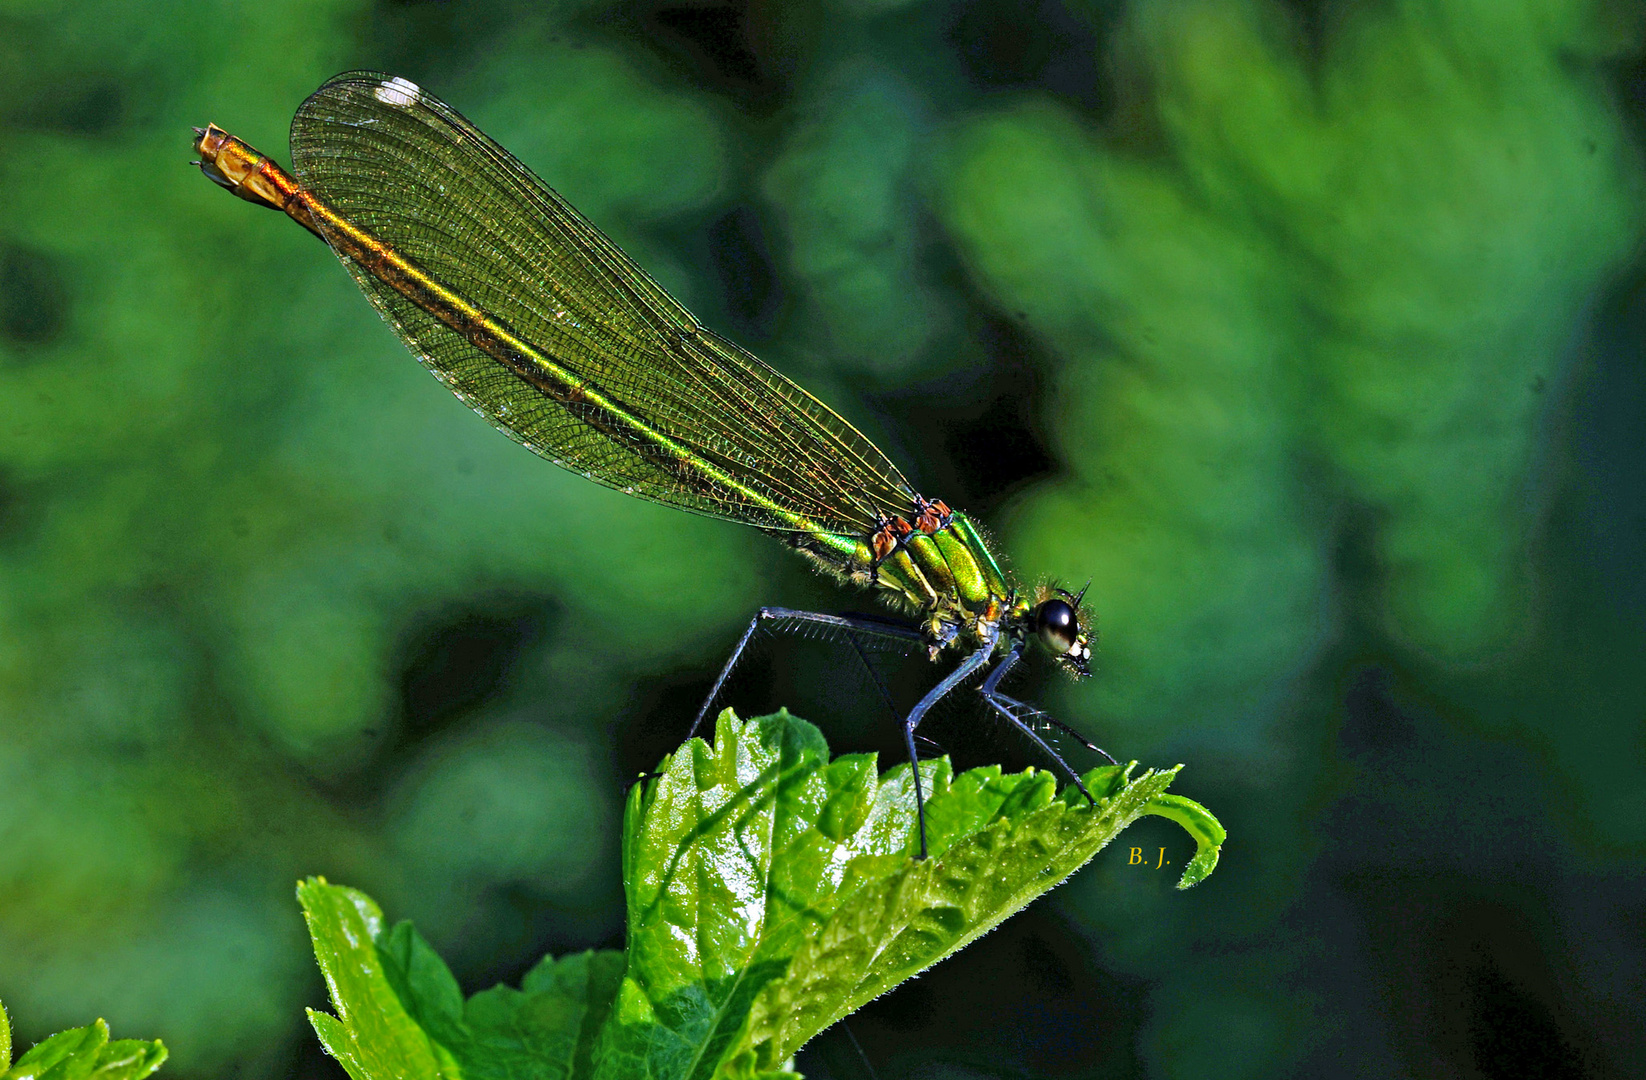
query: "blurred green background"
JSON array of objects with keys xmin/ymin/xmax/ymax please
[{"xmin": 2, "ymin": 0, "xmax": 1644, "ymax": 1076}]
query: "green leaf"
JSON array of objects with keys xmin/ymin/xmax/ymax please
[
  {"xmin": 601, "ymin": 709, "xmax": 1222, "ymax": 1078},
  {"xmin": 298, "ymin": 878, "xmax": 452, "ymax": 1080},
  {"xmin": 298, "ymin": 878, "xmax": 625, "ymax": 1080},
  {"xmin": 298, "ymin": 710, "xmax": 1221, "ymax": 1080},
  {"xmin": 2, "ymin": 999, "xmax": 10, "ymax": 1070},
  {"xmin": 376, "ymin": 921, "xmax": 468, "ymax": 1053},
  {"xmin": 0, "ymin": 1017, "xmax": 165, "ymax": 1080},
  {"xmin": 460, "ymin": 951, "xmax": 626, "ymax": 1080}
]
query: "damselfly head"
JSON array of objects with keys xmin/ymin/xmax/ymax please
[{"xmin": 1030, "ymin": 581, "xmax": 1094, "ymax": 677}]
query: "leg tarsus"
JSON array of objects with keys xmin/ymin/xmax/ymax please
[
  {"xmin": 845, "ymin": 630, "xmax": 900, "ymax": 725},
  {"xmin": 977, "ymin": 644, "xmax": 1110, "ymax": 803},
  {"xmin": 899, "ymin": 636, "xmax": 999, "ymax": 860},
  {"xmin": 990, "ymin": 692, "xmax": 1115, "ymax": 761},
  {"xmin": 914, "ymin": 733, "xmax": 946, "ymax": 756},
  {"xmin": 985, "ymin": 691, "xmax": 1099, "ymax": 803},
  {"xmin": 903, "ymin": 720, "xmax": 928, "ymax": 860}
]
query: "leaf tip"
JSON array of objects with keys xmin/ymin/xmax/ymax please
[
  {"xmin": 1174, "ymin": 842, "xmax": 1222, "ymax": 889},
  {"xmin": 1140, "ymin": 790, "xmax": 1226, "ymax": 888}
]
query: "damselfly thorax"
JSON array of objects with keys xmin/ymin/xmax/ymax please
[{"xmin": 193, "ymin": 72, "xmax": 1110, "ymax": 858}]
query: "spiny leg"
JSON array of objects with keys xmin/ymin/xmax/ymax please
[
  {"xmin": 844, "ymin": 624, "xmax": 901, "ymax": 725},
  {"xmin": 979, "ymin": 661, "xmax": 1116, "ymax": 761},
  {"xmin": 981, "ymin": 694, "xmax": 1096, "ymax": 804},
  {"xmin": 842, "ymin": 628, "xmax": 948, "ymax": 754},
  {"xmin": 977, "ymin": 642, "xmax": 1112, "ymax": 801},
  {"xmin": 987, "ymin": 693, "xmax": 1118, "ymax": 763},
  {"xmin": 840, "ymin": 1020, "xmax": 880, "ymax": 1080},
  {"xmin": 902, "ymin": 635, "xmax": 999, "ymax": 860},
  {"xmin": 688, "ymin": 607, "xmax": 925, "ymax": 741}
]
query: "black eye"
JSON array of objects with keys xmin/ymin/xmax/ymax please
[{"xmin": 1035, "ymin": 598, "xmax": 1077, "ymax": 654}]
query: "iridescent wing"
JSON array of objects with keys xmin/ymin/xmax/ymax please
[{"xmin": 288, "ymin": 70, "xmax": 913, "ymax": 536}]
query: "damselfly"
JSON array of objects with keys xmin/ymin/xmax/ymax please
[{"xmin": 193, "ymin": 71, "xmax": 1114, "ymax": 858}]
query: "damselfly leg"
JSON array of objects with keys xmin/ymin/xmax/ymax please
[
  {"xmin": 693, "ymin": 613, "xmax": 1107, "ymax": 859},
  {"xmin": 977, "ymin": 641, "xmax": 1116, "ymax": 804},
  {"xmin": 687, "ymin": 607, "xmax": 927, "ymax": 740},
  {"xmin": 897, "ymin": 637, "xmax": 997, "ymax": 859}
]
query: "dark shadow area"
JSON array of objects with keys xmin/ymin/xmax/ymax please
[
  {"xmin": 7, "ymin": 75, "xmax": 126, "ymax": 135},
  {"xmin": 1326, "ymin": 666, "xmax": 1614, "ymax": 1079},
  {"xmin": 614, "ymin": 0, "xmax": 812, "ymax": 114},
  {"xmin": 286, "ymin": 594, "xmax": 569, "ymax": 800},
  {"xmin": 435, "ymin": 881, "xmax": 627, "ymax": 992},
  {"xmin": 709, "ymin": 205, "xmax": 785, "ymax": 336},
  {"xmin": 1359, "ymin": 885, "xmax": 1598, "ymax": 1080},
  {"xmin": 798, "ymin": 903, "xmax": 1146, "ymax": 1079},
  {"xmin": 870, "ymin": 306, "xmax": 1058, "ymax": 516},
  {"xmin": 650, "ymin": 4, "xmax": 762, "ymax": 90},
  {"xmin": 0, "ymin": 241, "xmax": 70, "ymax": 348},
  {"xmin": 271, "ymin": 1003, "xmax": 351, "ymax": 1080},
  {"xmin": 398, "ymin": 595, "xmax": 559, "ymax": 742},
  {"xmin": 361, "ymin": 0, "xmax": 524, "ymax": 85},
  {"xmin": 1574, "ymin": 265, "xmax": 1646, "ymax": 626},
  {"xmin": 945, "ymin": 0, "xmax": 1113, "ymax": 114}
]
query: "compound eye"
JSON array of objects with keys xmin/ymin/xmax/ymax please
[{"xmin": 1035, "ymin": 598, "xmax": 1078, "ymax": 654}]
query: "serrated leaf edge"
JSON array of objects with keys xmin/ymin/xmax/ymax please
[{"xmin": 727, "ymin": 764, "xmax": 1196, "ymax": 1071}]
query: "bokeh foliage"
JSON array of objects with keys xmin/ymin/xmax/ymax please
[{"xmin": 2, "ymin": 0, "xmax": 1644, "ymax": 1078}]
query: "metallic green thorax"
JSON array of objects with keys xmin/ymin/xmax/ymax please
[{"xmin": 792, "ymin": 509, "xmax": 1020, "ymax": 651}]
